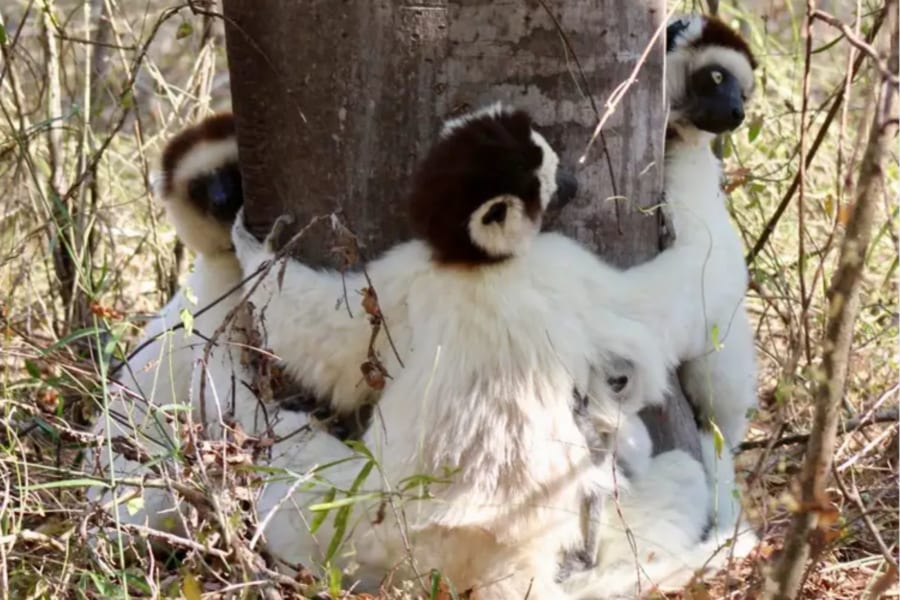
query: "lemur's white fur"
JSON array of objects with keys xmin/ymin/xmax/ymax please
[
  {"xmin": 530, "ymin": 129, "xmax": 562, "ymax": 210},
  {"xmin": 440, "ymin": 101, "xmax": 512, "ymax": 136},
  {"xmin": 226, "ymin": 102, "xmax": 754, "ymax": 596},
  {"xmin": 562, "ymin": 17, "xmax": 761, "ymax": 594},
  {"xmin": 231, "ymin": 222, "xmax": 678, "ymax": 597},
  {"xmin": 665, "ymin": 14, "xmax": 758, "ymax": 455},
  {"xmin": 662, "ymin": 133, "xmax": 757, "ymax": 449},
  {"xmin": 87, "ymin": 127, "xmax": 243, "ymax": 533},
  {"xmin": 564, "ymin": 18, "xmax": 761, "ymax": 591}
]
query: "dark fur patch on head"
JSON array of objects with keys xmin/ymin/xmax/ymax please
[
  {"xmin": 408, "ymin": 108, "xmax": 545, "ymax": 265},
  {"xmin": 160, "ymin": 112, "xmax": 236, "ymax": 195},
  {"xmin": 666, "ymin": 18, "xmax": 691, "ymax": 53},
  {"xmin": 694, "ymin": 17, "xmax": 758, "ymax": 70}
]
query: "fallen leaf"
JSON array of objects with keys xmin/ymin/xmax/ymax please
[{"xmin": 181, "ymin": 572, "xmax": 202, "ymax": 600}]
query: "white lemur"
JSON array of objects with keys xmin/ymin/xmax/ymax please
[
  {"xmin": 665, "ymin": 13, "xmax": 759, "ymax": 538},
  {"xmin": 89, "ymin": 115, "xmax": 359, "ymax": 535},
  {"xmin": 88, "ymin": 114, "xmax": 246, "ymax": 531},
  {"xmin": 230, "ymin": 102, "xmax": 735, "ymax": 598},
  {"xmin": 562, "ymin": 15, "xmax": 761, "ymax": 597}
]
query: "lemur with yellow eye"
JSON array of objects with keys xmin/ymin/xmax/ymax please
[
  {"xmin": 563, "ymin": 15, "xmax": 760, "ymax": 598},
  {"xmin": 88, "ymin": 114, "xmax": 247, "ymax": 532}
]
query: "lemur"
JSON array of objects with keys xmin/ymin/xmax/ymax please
[
  {"xmin": 664, "ymin": 13, "xmax": 759, "ymax": 540},
  {"xmin": 88, "ymin": 113, "xmax": 246, "ymax": 532},
  {"xmin": 561, "ymin": 15, "xmax": 760, "ymax": 597},
  {"xmin": 230, "ymin": 101, "xmax": 740, "ymax": 598},
  {"xmin": 89, "ymin": 115, "xmax": 369, "ymax": 534}
]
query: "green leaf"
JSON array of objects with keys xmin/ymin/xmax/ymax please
[
  {"xmin": 325, "ymin": 505, "xmax": 350, "ymax": 562},
  {"xmin": 0, "ymin": 24, "xmax": 7, "ymax": 46},
  {"xmin": 747, "ymin": 115, "xmax": 763, "ymax": 143},
  {"xmin": 344, "ymin": 439, "xmax": 376, "ymax": 461},
  {"xmin": 710, "ymin": 324, "xmax": 723, "ymax": 351},
  {"xmin": 327, "ymin": 564, "xmax": 343, "ymax": 597},
  {"xmin": 126, "ymin": 496, "xmax": 144, "ymax": 516},
  {"xmin": 119, "ymin": 89, "xmax": 134, "ymax": 109},
  {"xmin": 711, "ymin": 422, "xmax": 725, "ymax": 458},
  {"xmin": 179, "ymin": 308, "xmax": 194, "ymax": 336},
  {"xmin": 430, "ymin": 569, "xmax": 442, "ymax": 600},
  {"xmin": 41, "ymin": 326, "xmax": 105, "ymax": 355},
  {"xmin": 308, "ymin": 487, "xmax": 336, "ymax": 534},
  {"xmin": 176, "ymin": 21, "xmax": 194, "ymax": 40},
  {"xmin": 823, "ymin": 194, "xmax": 835, "ymax": 218},
  {"xmin": 721, "ymin": 135, "xmax": 733, "ymax": 158},
  {"xmin": 309, "ymin": 492, "xmax": 380, "ymax": 512},
  {"xmin": 156, "ymin": 403, "xmax": 194, "ymax": 413},
  {"xmin": 24, "ymin": 360, "xmax": 42, "ymax": 379},
  {"xmin": 181, "ymin": 572, "xmax": 202, "ymax": 600},
  {"xmin": 349, "ymin": 460, "xmax": 375, "ymax": 494},
  {"xmin": 23, "ymin": 478, "xmax": 109, "ymax": 492}
]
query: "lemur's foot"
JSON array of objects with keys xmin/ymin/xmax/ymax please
[{"xmin": 556, "ymin": 548, "xmax": 597, "ymax": 583}]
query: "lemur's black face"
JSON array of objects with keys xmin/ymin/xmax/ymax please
[
  {"xmin": 686, "ymin": 64, "xmax": 746, "ymax": 134},
  {"xmin": 666, "ymin": 16, "xmax": 757, "ymax": 137},
  {"xmin": 187, "ymin": 162, "xmax": 244, "ymax": 223}
]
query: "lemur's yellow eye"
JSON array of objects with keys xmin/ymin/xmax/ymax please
[{"xmin": 711, "ymin": 70, "xmax": 724, "ymax": 85}]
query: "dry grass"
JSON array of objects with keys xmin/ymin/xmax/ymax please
[{"xmin": 0, "ymin": 0, "xmax": 896, "ymax": 598}]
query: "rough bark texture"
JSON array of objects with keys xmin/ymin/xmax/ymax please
[{"xmin": 223, "ymin": 0, "xmax": 699, "ymax": 457}]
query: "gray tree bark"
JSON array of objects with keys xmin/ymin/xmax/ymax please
[{"xmin": 222, "ymin": 0, "xmax": 699, "ymax": 457}]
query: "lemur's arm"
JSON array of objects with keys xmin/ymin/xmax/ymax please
[{"xmin": 231, "ymin": 211, "xmax": 430, "ymax": 415}]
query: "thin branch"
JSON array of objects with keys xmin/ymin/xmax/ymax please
[
  {"xmin": 763, "ymin": 6, "xmax": 898, "ymax": 596},
  {"xmin": 797, "ymin": 0, "xmax": 815, "ymax": 366},
  {"xmin": 745, "ymin": 6, "xmax": 887, "ymax": 264},
  {"xmin": 813, "ymin": 9, "xmax": 900, "ymax": 85},
  {"xmin": 831, "ymin": 468, "xmax": 899, "ymax": 572},
  {"xmin": 578, "ymin": 7, "xmax": 675, "ymax": 164},
  {"xmin": 737, "ymin": 407, "xmax": 899, "ymax": 451}
]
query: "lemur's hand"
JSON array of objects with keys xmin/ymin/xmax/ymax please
[{"xmin": 266, "ymin": 213, "xmax": 296, "ymax": 254}]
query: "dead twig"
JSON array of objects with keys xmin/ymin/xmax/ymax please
[{"xmin": 738, "ymin": 407, "xmax": 899, "ymax": 451}]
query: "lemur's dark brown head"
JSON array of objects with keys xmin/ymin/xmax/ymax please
[
  {"xmin": 152, "ymin": 113, "xmax": 242, "ymax": 256},
  {"xmin": 667, "ymin": 15, "xmax": 757, "ymax": 135},
  {"xmin": 408, "ymin": 103, "xmax": 577, "ymax": 266}
]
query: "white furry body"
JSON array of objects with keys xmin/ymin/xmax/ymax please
[
  {"xmin": 565, "ymin": 448, "xmax": 710, "ymax": 599},
  {"xmin": 232, "ymin": 215, "xmax": 688, "ymax": 598},
  {"xmin": 562, "ymin": 130, "xmax": 759, "ymax": 596},
  {"xmin": 658, "ymin": 132, "xmax": 759, "ymax": 559},
  {"xmin": 664, "ymin": 130, "xmax": 757, "ymax": 451}
]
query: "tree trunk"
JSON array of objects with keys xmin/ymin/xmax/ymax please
[{"xmin": 222, "ymin": 0, "xmax": 699, "ymax": 457}]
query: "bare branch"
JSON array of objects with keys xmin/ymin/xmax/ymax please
[{"xmin": 813, "ymin": 9, "xmax": 900, "ymax": 85}]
